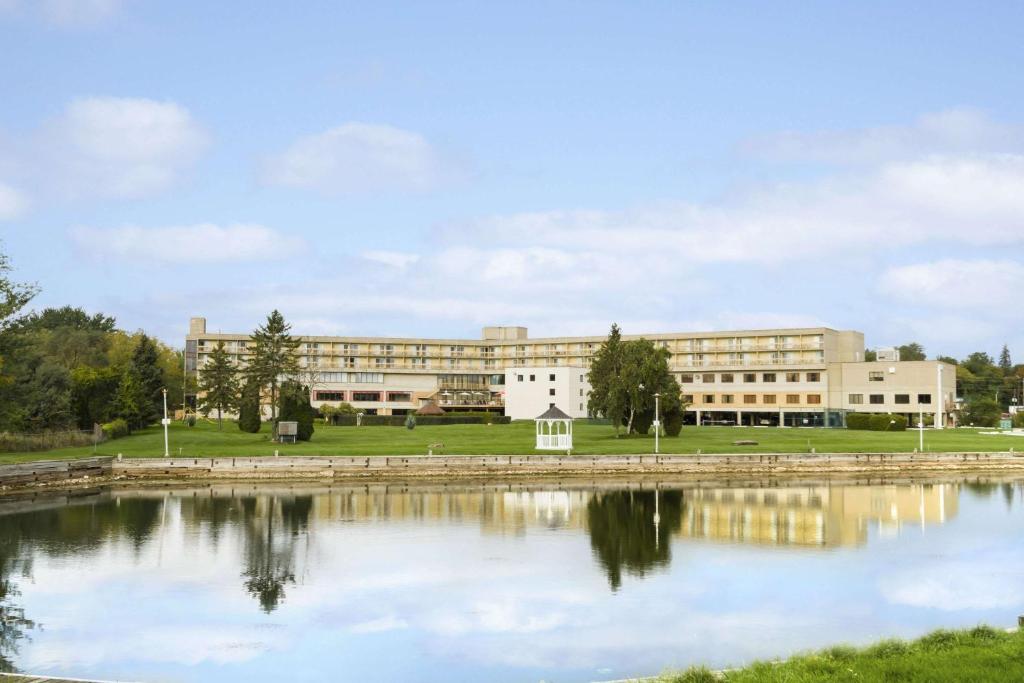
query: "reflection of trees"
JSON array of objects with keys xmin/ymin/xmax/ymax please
[
  {"xmin": 0, "ymin": 496, "xmax": 161, "ymax": 671},
  {"xmin": 586, "ymin": 490, "xmax": 684, "ymax": 590},
  {"xmin": 240, "ymin": 496, "xmax": 313, "ymax": 613}
]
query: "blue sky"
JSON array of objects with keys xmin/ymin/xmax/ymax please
[{"xmin": 1, "ymin": 1, "xmax": 1022, "ymax": 357}]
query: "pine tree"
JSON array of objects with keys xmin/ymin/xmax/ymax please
[
  {"xmin": 248, "ymin": 310, "xmax": 300, "ymax": 423},
  {"xmin": 587, "ymin": 323, "xmax": 627, "ymax": 435},
  {"xmin": 197, "ymin": 341, "xmax": 239, "ymax": 429},
  {"xmin": 999, "ymin": 344, "xmax": 1012, "ymax": 373},
  {"xmin": 237, "ymin": 379, "xmax": 262, "ymax": 433},
  {"xmin": 130, "ymin": 334, "xmax": 164, "ymax": 426}
]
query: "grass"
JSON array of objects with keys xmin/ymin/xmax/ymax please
[
  {"xmin": 661, "ymin": 626, "xmax": 1024, "ymax": 682},
  {"xmin": 0, "ymin": 418, "xmax": 1021, "ymax": 464}
]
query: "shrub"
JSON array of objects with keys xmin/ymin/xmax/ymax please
[
  {"xmin": 238, "ymin": 381, "xmax": 262, "ymax": 434},
  {"xmin": 1015, "ymin": 412, "xmax": 1024, "ymax": 429},
  {"xmin": 863, "ymin": 639, "xmax": 909, "ymax": 658},
  {"xmin": 101, "ymin": 418, "xmax": 130, "ymax": 440},
  {"xmin": 278, "ymin": 381, "xmax": 315, "ymax": 441},
  {"xmin": 329, "ymin": 414, "xmax": 510, "ymax": 426},
  {"xmin": 405, "ymin": 413, "xmax": 416, "ymax": 430},
  {"xmin": 0, "ymin": 430, "xmax": 96, "ymax": 453},
  {"xmin": 847, "ymin": 413, "xmax": 907, "ymax": 431},
  {"xmin": 663, "ymin": 406, "xmax": 684, "ymax": 437}
]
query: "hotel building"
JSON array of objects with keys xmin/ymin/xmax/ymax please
[{"xmin": 185, "ymin": 317, "xmax": 956, "ymax": 426}]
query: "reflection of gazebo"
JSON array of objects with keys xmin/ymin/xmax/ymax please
[
  {"xmin": 535, "ymin": 405, "xmax": 573, "ymax": 451},
  {"xmin": 416, "ymin": 402, "xmax": 446, "ymax": 416}
]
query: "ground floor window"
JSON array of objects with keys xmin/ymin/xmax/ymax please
[
  {"xmin": 849, "ymin": 393, "xmax": 863, "ymax": 404},
  {"xmin": 352, "ymin": 391, "xmax": 381, "ymax": 402},
  {"xmin": 315, "ymin": 391, "xmax": 345, "ymax": 401},
  {"xmin": 806, "ymin": 394, "xmax": 821, "ymax": 405},
  {"xmin": 869, "ymin": 394, "xmax": 884, "ymax": 404},
  {"xmin": 763, "ymin": 394, "xmax": 776, "ymax": 404},
  {"xmin": 918, "ymin": 393, "xmax": 932, "ymax": 404},
  {"xmin": 387, "ymin": 392, "xmax": 412, "ymax": 402},
  {"xmin": 895, "ymin": 394, "xmax": 910, "ymax": 404},
  {"xmin": 786, "ymin": 394, "xmax": 800, "ymax": 404}
]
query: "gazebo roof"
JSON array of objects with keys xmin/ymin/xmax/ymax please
[
  {"xmin": 536, "ymin": 405, "xmax": 572, "ymax": 421},
  {"xmin": 416, "ymin": 401, "xmax": 446, "ymax": 416}
]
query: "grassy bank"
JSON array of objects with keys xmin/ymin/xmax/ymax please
[
  {"xmin": 0, "ymin": 419, "xmax": 1021, "ymax": 464},
  {"xmin": 663, "ymin": 626, "xmax": 1024, "ymax": 682}
]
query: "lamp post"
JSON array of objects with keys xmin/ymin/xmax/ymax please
[
  {"xmin": 161, "ymin": 388, "xmax": 170, "ymax": 457},
  {"xmin": 653, "ymin": 392, "xmax": 661, "ymax": 455},
  {"xmin": 918, "ymin": 407, "xmax": 924, "ymax": 452},
  {"xmin": 936, "ymin": 364, "xmax": 944, "ymax": 429}
]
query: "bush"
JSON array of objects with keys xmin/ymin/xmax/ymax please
[
  {"xmin": 405, "ymin": 413, "xmax": 416, "ymax": 430},
  {"xmin": 0, "ymin": 430, "xmax": 96, "ymax": 453},
  {"xmin": 238, "ymin": 381, "xmax": 262, "ymax": 434},
  {"xmin": 278, "ymin": 381, "xmax": 315, "ymax": 441},
  {"xmin": 847, "ymin": 413, "xmax": 907, "ymax": 431},
  {"xmin": 101, "ymin": 418, "xmax": 130, "ymax": 440},
  {"xmin": 329, "ymin": 413, "xmax": 510, "ymax": 426},
  {"xmin": 663, "ymin": 406, "xmax": 684, "ymax": 437},
  {"xmin": 1015, "ymin": 412, "xmax": 1024, "ymax": 428}
]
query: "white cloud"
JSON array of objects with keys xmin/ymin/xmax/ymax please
[
  {"xmin": 264, "ymin": 122, "xmax": 460, "ymax": 194},
  {"xmin": 361, "ymin": 250, "xmax": 421, "ymax": 269},
  {"xmin": 745, "ymin": 108, "xmax": 1022, "ymax": 165},
  {"xmin": 0, "ymin": 0, "xmax": 123, "ymax": 26},
  {"xmin": 878, "ymin": 259, "xmax": 1024, "ymax": 310},
  {"xmin": 69, "ymin": 223, "xmax": 303, "ymax": 264},
  {"xmin": 44, "ymin": 96, "xmax": 208, "ymax": 198},
  {"xmin": 0, "ymin": 181, "xmax": 28, "ymax": 220},
  {"xmin": 880, "ymin": 558, "xmax": 1024, "ymax": 611}
]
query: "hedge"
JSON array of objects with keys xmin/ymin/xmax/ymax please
[
  {"xmin": 101, "ymin": 418, "xmax": 130, "ymax": 440},
  {"xmin": 328, "ymin": 413, "xmax": 511, "ymax": 426},
  {"xmin": 847, "ymin": 413, "xmax": 908, "ymax": 431}
]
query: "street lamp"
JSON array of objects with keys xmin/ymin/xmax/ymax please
[
  {"xmin": 653, "ymin": 392, "xmax": 661, "ymax": 455},
  {"xmin": 161, "ymin": 387, "xmax": 171, "ymax": 457}
]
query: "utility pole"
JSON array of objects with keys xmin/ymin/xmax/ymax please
[{"xmin": 161, "ymin": 388, "xmax": 170, "ymax": 457}]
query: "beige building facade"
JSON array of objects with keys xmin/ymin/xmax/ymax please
[{"xmin": 185, "ymin": 317, "xmax": 955, "ymax": 426}]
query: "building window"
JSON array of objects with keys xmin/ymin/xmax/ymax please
[
  {"xmin": 529, "ymin": 374, "xmax": 535, "ymax": 382},
  {"xmin": 721, "ymin": 373, "xmax": 734, "ymax": 383},
  {"xmin": 580, "ymin": 375, "xmax": 585, "ymax": 382},
  {"xmin": 895, "ymin": 394, "xmax": 910, "ymax": 404},
  {"xmin": 786, "ymin": 372, "xmax": 800, "ymax": 382},
  {"xmin": 763, "ymin": 394, "xmax": 777, "ymax": 404},
  {"xmin": 743, "ymin": 373, "xmax": 756, "ymax": 383},
  {"xmin": 849, "ymin": 394, "xmax": 864, "ymax": 404},
  {"xmin": 743, "ymin": 394, "xmax": 757, "ymax": 404},
  {"xmin": 806, "ymin": 372, "xmax": 821, "ymax": 382},
  {"xmin": 704, "ymin": 394, "xmax": 715, "ymax": 404},
  {"xmin": 918, "ymin": 393, "xmax": 932, "ymax": 404},
  {"xmin": 387, "ymin": 392, "xmax": 412, "ymax": 403},
  {"xmin": 702, "ymin": 373, "xmax": 715, "ymax": 383},
  {"xmin": 722, "ymin": 394, "xmax": 734, "ymax": 404},
  {"xmin": 579, "ymin": 388, "xmax": 584, "ymax": 396},
  {"xmin": 549, "ymin": 388, "xmax": 556, "ymax": 396},
  {"xmin": 549, "ymin": 373, "xmax": 555, "ymax": 381},
  {"xmin": 681, "ymin": 373, "xmax": 694, "ymax": 383},
  {"xmin": 352, "ymin": 391, "xmax": 381, "ymax": 402},
  {"xmin": 763, "ymin": 373, "xmax": 776, "ymax": 382},
  {"xmin": 517, "ymin": 374, "xmax": 524, "ymax": 382},
  {"xmin": 682, "ymin": 394, "xmax": 694, "ymax": 404},
  {"xmin": 807, "ymin": 394, "xmax": 821, "ymax": 405},
  {"xmin": 786, "ymin": 394, "xmax": 800, "ymax": 404},
  {"xmin": 315, "ymin": 391, "xmax": 345, "ymax": 401},
  {"xmin": 870, "ymin": 394, "xmax": 884, "ymax": 404},
  {"xmin": 869, "ymin": 371, "xmax": 884, "ymax": 382}
]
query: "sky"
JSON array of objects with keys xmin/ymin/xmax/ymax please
[{"xmin": 0, "ymin": 1, "xmax": 1022, "ymax": 357}]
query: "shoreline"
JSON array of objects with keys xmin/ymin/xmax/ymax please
[{"xmin": 1, "ymin": 451, "xmax": 1023, "ymax": 495}]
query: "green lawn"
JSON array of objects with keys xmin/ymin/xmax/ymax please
[
  {"xmin": 1, "ymin": 418, "xmax": 1022, "ymax": 463},
  {"xmin": 662, "ymin": 626, "xmax": 1024, "ymax": 682}
]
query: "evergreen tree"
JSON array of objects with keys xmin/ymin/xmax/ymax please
[
  {"xmin": 248, "ymin": 310, "xmax": 300, "ymax": 423},
  {"xmin": 130, "ymin": 334, "xmax": 164, "ymax": 426},
  {"xmin": 587, "ymin": 323, "xmax": 627, "ymax": 435},
  {"xmin": 999, "ymin": 344, "xmax": 1012, "ymax": 373},
  {"xmin": 197, "ymin": 341, "xmax": 239, "ymax": 430},
  {"xmin": 897, "ymin": 342, "xmax": 926, "ymax": 361},
  {"xmin": 112, "ymin": 370, "xmax": 147, "ymax": 431},
  {"xmin": 277, "ymin": 380, "xmax": 314, "ymax": 441},
  {"xmin": 237, "ymin": 380, "xmax": 262, "ymax": 433}
]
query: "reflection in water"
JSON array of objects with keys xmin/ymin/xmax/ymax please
[
  {"xmin": 0, "ymin": 478, "xmax": 1017, "ymax": 682},
  {"xmin": 586, "ymin": 491, "xmax": 684, "ymax": 590}
]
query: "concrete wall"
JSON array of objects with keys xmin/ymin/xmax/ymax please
[{"xmin": 504, "ymin": 366, "xmax": 591, "ymax": 419}]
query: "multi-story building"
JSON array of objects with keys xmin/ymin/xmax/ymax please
[{"xmin": 185, "ymin": 317, "xmax": 956, "ymax": 426}]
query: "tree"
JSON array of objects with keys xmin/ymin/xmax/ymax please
[
  {"xmin": 999, "ymin": 344, "xmax": 1012, "ymax": 373},
  {"xmin": 897, "ymin": 342, "xmax": 926, "ymax": 361},
  {"xmin": 587, "ymin": 324, "xmax": 628, "ymax": 435},
  {"xmin": 248, "ymin": 311, "xmax": 300, "ymax": 423},
  {"xmin": 962, "ymin": 396, "xmax": 1002, "ymax": 427},
  {"xmin": 20, "ymin": 306, "xmax": 115, "ymax": 333},
  {"xmin": 197, "ymin": 341, "xmax": 239, "ymax": 429},
  {"xmin": 238, "ymin": 380, "xmax": 262, "ymax": 433},
  {"xmin": 0, "ymin": 249, "xmax": 37, "ymax": 334},
  {"xmin": 130, "ymin": 334, "xmax": 164, "ymax": 426},
  {"xmin": 70, "ymin": 366, "xmax": 120, "ymax": 428},
  {"xmin": 864, "ymin": 349, "xmax": 877, "ymax": 362},
  {"xmin": 112, "ymin": 370, "xmax": 147, "ymax": 431},
  {"xmin": 277, "ymin": 380, "xmax": 314, "ymax": 441}
]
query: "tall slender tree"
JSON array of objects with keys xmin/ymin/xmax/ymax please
[
  {"xmin": 130, "ymin": 334, "xmax": 164, "ymax": 426},
  {"xmin": 587, "ymin": 323, "xmax": 627, "ymax": 435},
  {"xmin": 999, "ymin": 344, "xmax": 1012, "ymax": 373},
  {"xmin": 248, "ymin": 310, "xmax": 300, "ymax": 422},
  {"xmin": 197, "ymin": 341, "xmax": 239, "ymax": 429}
]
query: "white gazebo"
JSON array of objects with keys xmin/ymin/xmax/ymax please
[{"xmin": 535, "ymin": 405, "xmax": 573, "ymax": 452}]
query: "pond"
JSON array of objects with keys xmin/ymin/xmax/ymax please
[{"xmin": 0, "ymin": 476, "xmax": 1022, "ymax": 682}]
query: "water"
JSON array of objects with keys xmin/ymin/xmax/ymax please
[{"xmin": 0, "ymin": 476, "xmax": 1022, "ymax": 682}]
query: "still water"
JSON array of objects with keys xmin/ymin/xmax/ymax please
[{"xmin": 0, "ymin": 477, "xmax": 1022, "ymax": 682}]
